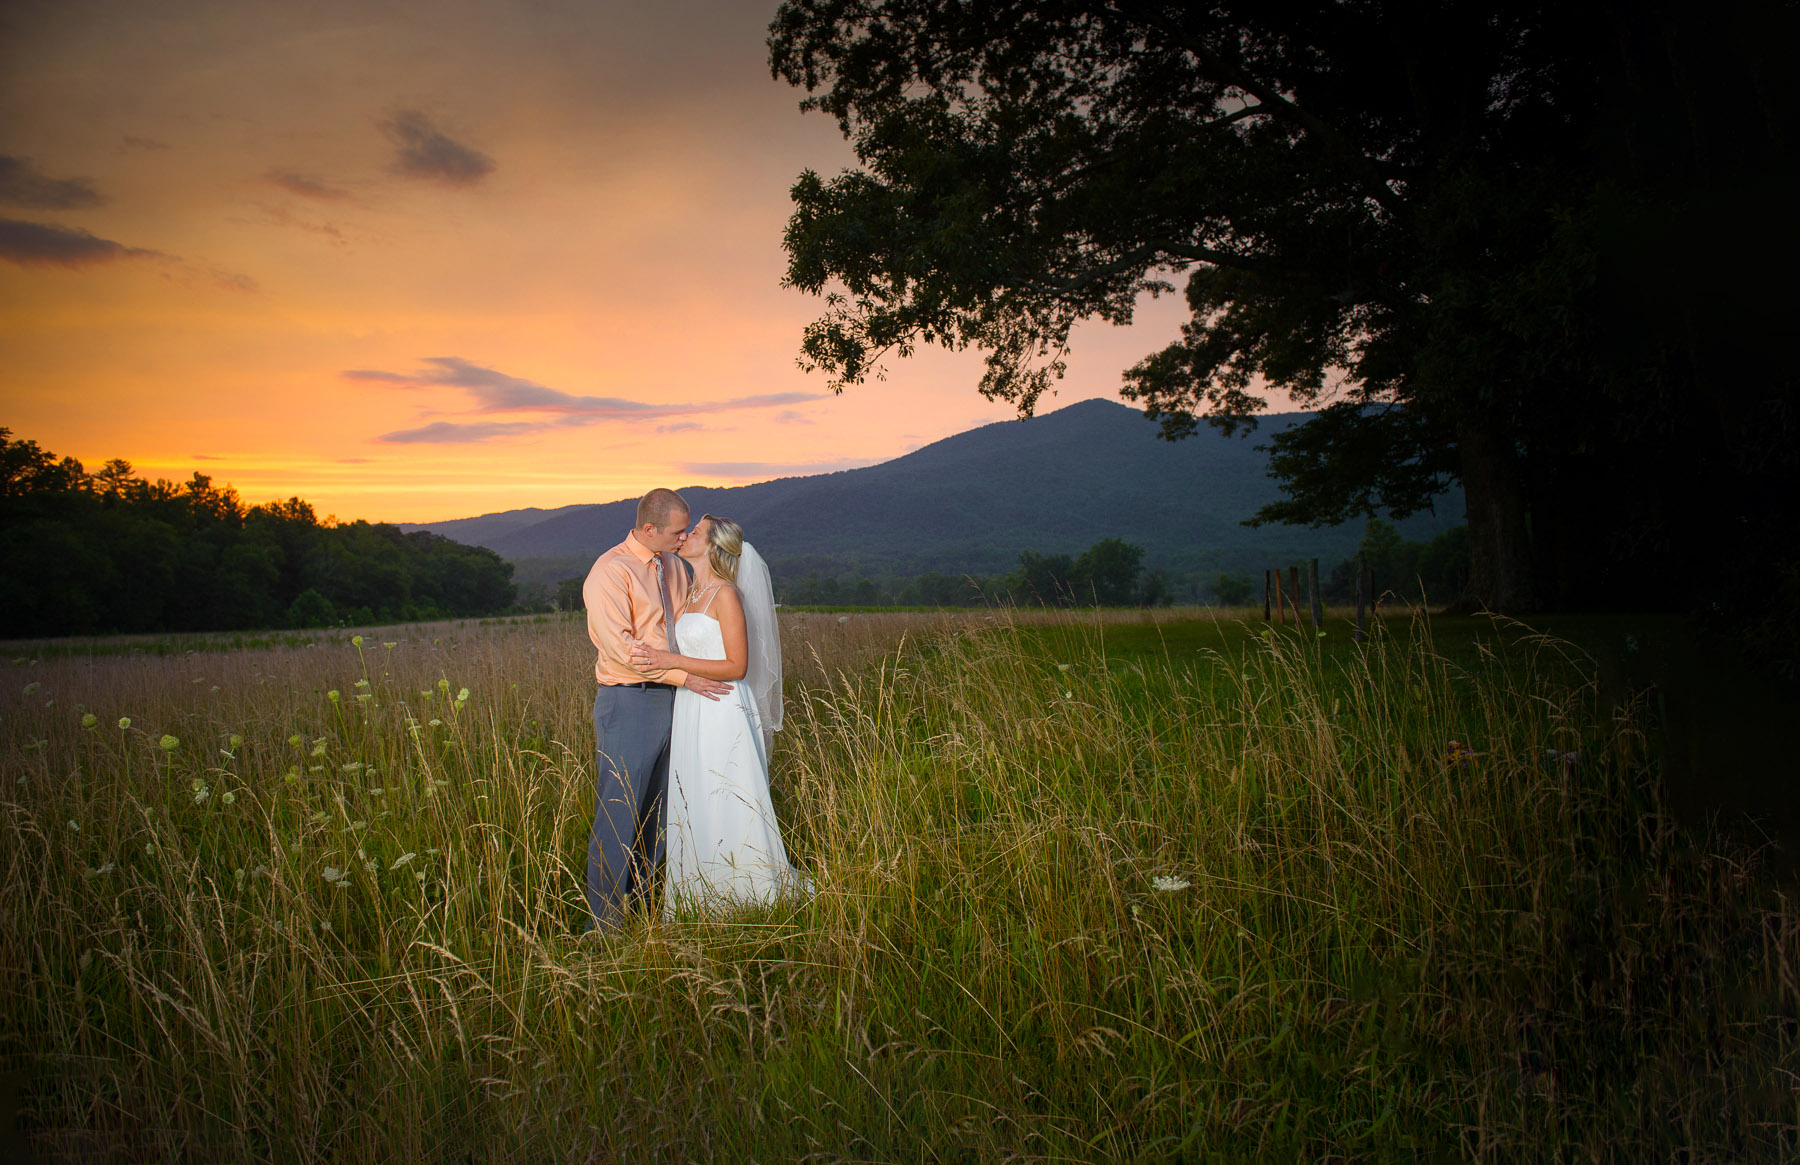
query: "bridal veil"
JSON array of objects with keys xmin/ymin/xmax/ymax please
[{"xmin": 737, "ymin": 541, "xmax": 782, "ymax": 754}]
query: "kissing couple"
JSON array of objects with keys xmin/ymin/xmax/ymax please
[{"xmin": 579, "ymin": 487, "xmax": 809, "ymax": 930}]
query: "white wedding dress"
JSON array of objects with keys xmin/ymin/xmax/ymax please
[{"xmin": 662, "ymin": 606, "xmax": 808, "ymax": 916}]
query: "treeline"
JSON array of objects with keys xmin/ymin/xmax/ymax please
[
  {"xmin": 774, "ymin": 537, "xmax": 1172, "ymax": 608},
  {"xmin": 0, "ymin": 429, "xmax": 516, "ymax": 638},
  {"xmin": 1211, "ymin": 520, "xmax": 1470, "ymax": 609}
]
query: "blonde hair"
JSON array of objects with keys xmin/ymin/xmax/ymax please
[{"xmin": 700, "ymin": 513, "xmax": 743, "ymax": 584}]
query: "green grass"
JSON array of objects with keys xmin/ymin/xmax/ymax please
[{"xmin": 1, "ymin": 611, "xmax": 1794, "ymax": 1160}]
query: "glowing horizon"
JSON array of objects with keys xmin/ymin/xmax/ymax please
[{"xmin": 1, "ymin": 0, "xmax": 1275, "ymax": 524}]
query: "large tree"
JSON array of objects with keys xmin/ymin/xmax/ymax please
[{"xmin": 769, "ymin": 0, "xmax": 1797, "ymax": 619}]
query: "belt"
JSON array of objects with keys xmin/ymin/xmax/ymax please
[{"xmin": 609, "ymin": 680, "xmax": 675, "ymax": 690}]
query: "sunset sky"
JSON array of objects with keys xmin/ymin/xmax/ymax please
[{"xmin": 0, "ymin": 0, "xmax": 1224, "ymax": 523}]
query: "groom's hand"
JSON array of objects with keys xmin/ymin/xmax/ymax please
[{"xmin": 684, "ymin": 675, "xmax": 732, "ymax": 702}]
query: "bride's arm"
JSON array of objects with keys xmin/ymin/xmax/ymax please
[{"xmin": 627, "ymin": 587, "xmax": 748, "ymax": 681}]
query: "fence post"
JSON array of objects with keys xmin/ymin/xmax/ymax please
[
  {"xmin": 1263, "ymin": 569, "xmax": 1271, "ymax": 622},
  {"xmin": 1273, "ymin": 568, "xmax": 1284, "ymax": 625},
  {"xmin": 1308, "ymin": 558, "xmax": 1322, "ymax": 631},
  {"xmin": 1287, "ymin": 565, "xmax": 1302, "ymax": 624},
  {"xmin": 1354, "ymin": 553, "xmax": 1365, "ymax": 642}
]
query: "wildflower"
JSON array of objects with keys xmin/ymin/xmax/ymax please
[
  {"xmin": 23, "ymin": 682, "xmax": 39, "ymax": 695},
  {"xmin": 1056, "ymin": 663, "xmax": 1072, "ymax": 672},
  {"xmin": 221, "ymin": 791, "xmax": 236, "ymax": 805},
  {"xmin": 351, "ymin": 635, "xmax": 363, "ymax": 646},
  {"xmin": 322, "ymin": 866, "xmax": 346, "ymax": 883},
  {"xmin": 86, "ymin": 862, "xmax": 114, "ymax": 877},
  {"xmin": 67, "ymin": 819, "xmax": 79, "ymax": 832},
  {"xmin": 81, "ymin": 713, "xmax": 97, "ymax": 730},
  {"xmin": 311, "ymin": 741, "xmax": 327, "ymax": 757},
  {"xmin": 438, "ymin": 678, "xmax": 450, "ymax": 692},
  {"xmin": 354, "ymin": 679, "xmax": 369, "ymax": 688},
  {"xmin": 320, "ymin": 920, "xmax": 333, "ymax": 932},
  {"xmin": 234, "ymin": 867, "xmax": 245, "ymax": 887},
  {"xmin": 369, "ymin": 787, "xmax": 384, "ymax": 796},
  {"xmin": 420, "ymin": 690, "xmax": 433, "ymax": 700},
  {"xmin": 354, "ymin": 693, "xmax": 372, "ymax": 702},
  {"xmin": 210, "ymin": 685, "xmax": 220, "ymax": 693},
  {"xmin": 389, "ymin": 852, "xmax": 416, "ymax": 870},
  {"xmin": 341, "ymin": 761, "xmax": 364, "ymax": 773},
  {"xmin": 362, "ymin": 859, "xmax": 377, "ymax": 875},
  {"xmin": 838, "ymin": 616, "xmax": 849, "ymax": 624},
  {"xmin": 288, "ymin": 733, "xmax": 304, "ymax": 748},
  {"xmin": 1152, "ymin": 876, "xmax": 1191, "ymax": 892},
  {"xmin": 143, "ymin": 842, "xmax": 157, "ymax": 855},
  {"xmin": 429, "ymin": 718, "xmax": 442, "ymax": 728},
  {"xmin": 327, "ymin": 690, "xmax": 340, "ymax": 702},
  {"xmin": 285, "ymin": 768, "xmax": 300, "ymax": 784},
  {"xmin": 192, "ymin": 785, "xmax": 210, "ymax": 804},
  {"xmin": 1446, "ymin": 740, "xmax": 1476, "ymax": 767},
  {"xmin": 159, "ymin": 734, "xmax": 179, "ymax": 752},
  {"xmin": 118, "ymin": 717, "xmax": 131, "ymax": 730},
  {"xmin": 456, "ymin": 688, "xmax": 469, "ymax": 703},
  {"xmin": 383, "ymin": 642, "xmax": 396, "ymax": 649},
  {"xmin": 229, "ymin": 734, "xmax": 244, "ymax": 749}
]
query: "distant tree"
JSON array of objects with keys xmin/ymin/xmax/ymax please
[
  {"xmin": 1070, "ymin": 538, "xmax": 1144, "ymax": 606},
  {"xmin": 1137, "ymin": 567, "xmax": 1171, "ymax": 608},
  {"xmin": 1012, "ymin": 551, "xmax": 1075, "ymax": 607},
  {"xmin": 1212, "ymin": 573, "xmax": 1255, "ymax": 607},
  {"xmin": 287, "ymin": 588, "xmax": 336, "ymax": 629},
  {"xmin": 556, "ymin": 576, "xmax": 585, "ymax": 611}
]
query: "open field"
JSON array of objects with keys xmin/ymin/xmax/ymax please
[{"xmin": 2, "ymin": 607, "xmax": 1796, "ymax": 1160}]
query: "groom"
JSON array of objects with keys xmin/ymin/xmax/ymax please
[{"xmin": 581, "ymin": 487, "xmax": 731, "ymax": 929}]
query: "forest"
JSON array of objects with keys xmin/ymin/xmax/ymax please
[{"xmin": 0, "ymin": 429, "xmax": 517, "ymax": 638}]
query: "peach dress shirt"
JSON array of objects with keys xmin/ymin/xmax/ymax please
[{"xmin": 582, "ymin": 534, "xmax": 689, "ymax": 687}]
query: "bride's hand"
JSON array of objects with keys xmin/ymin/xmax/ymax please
[{"xmin": 627, "ymin": 640, "xmax": 670, "ymax": 672}]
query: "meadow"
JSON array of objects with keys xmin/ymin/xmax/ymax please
[{"xmin": 1, "ymin": 605, "xmax": 1795, "ymax": 1161}]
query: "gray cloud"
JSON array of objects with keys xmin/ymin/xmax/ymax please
[
  {"xmin": 350, "ymin": 356, "xmax": 827, "ymax": 443},
  {"xmin": 381, "ymin": 111, "xmax": 494, "ymax": 187},
  {"xmin": 378, "ymin": 420, "xmax": 551, "ymax": 444},
  {"xmin": 266, "ymin": 169, "xmax": 352, "ymax": 201},
  {"xmin": 0, "ymin": 216, "xmax": 161, "ymax": 268},
  {"xmin": 679, "ymin": 458, "xmax": 879, "ymax": 478},
  {"xmin": 772, "ymin": 409, "xmax": 813, "ymax": 424},
  {"xmin": 0, "ymin": 156, "xmax": 105, "ymax": 210},
  {"xmin": 121, "ymin": 136, "xmax": 169, "ymax": 152},
  {"xmin": 657, "ymin": 421, "xmax": 704, "ymax": 433}
]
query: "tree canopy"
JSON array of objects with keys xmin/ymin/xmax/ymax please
[
  {"xmin": 770, "ymin": 0, "xmax": 1798, "ymax": 641},
  {"xmin": 0, "ymin": 429, "xmax": 517, "ymax": 638}
]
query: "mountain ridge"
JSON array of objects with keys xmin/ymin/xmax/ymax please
[{"xmin": 404, "ymin": 399, "xmax": 1462, "ymax": 591}]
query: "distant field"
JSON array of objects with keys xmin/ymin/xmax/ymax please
[{"xmin": 2, "ymin": 607, "xmax": 1794, "ymax": 1159}]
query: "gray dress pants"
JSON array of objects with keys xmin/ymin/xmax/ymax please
[{"xmin": 585, "ymin": 682, "xmax": 675, "ymax": 928}]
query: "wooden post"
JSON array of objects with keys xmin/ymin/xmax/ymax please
[
  {"xmin": 1263, "ymin": 569, "xmax": 1271, "ymax": 622},
  {"xmin": 1308, "ymin": 557, "xmax": 1322, "ymax": 631},
  {"xmin": 1288, "ymin": 565, "xmax": 1303, "ymax": 624},
  {"xmin": 1273, "ymin": 568, "xmax": 1284, "ymax": 625},
  {"xmin": 1354, "ymin": 553, "xmax": 1365, "ymax": 642}
]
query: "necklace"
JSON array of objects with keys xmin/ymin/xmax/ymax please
[{"xmin": 686, "ymin": 578, "xmax": 721, "ymax": 606}]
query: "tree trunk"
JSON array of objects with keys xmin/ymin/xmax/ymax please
[{"xmin": 1456, "ymin": 422, "xmax": 1540, "ymax": 614}]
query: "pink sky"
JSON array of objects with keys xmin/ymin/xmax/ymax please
[{"xmin": 1, "ymin": 0, "xmax": 1275, "ymax": 522}]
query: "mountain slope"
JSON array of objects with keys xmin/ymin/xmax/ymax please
[{"xmin": 407, "ymin": 400, "xmax": 1461, "ymax": 583}]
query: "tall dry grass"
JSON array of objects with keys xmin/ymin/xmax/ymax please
[{"xmin": 0, "ymin": 608, "xmax": 1794, "ymax": 1160}]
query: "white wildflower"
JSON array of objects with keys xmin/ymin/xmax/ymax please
[
  {"xmin": 390, "ymin": 852, "xmax": 416, "ymax": 870},
  {"xmin": 1152, "ymin": 876, "xmax": 1191, "ymax": 892}
]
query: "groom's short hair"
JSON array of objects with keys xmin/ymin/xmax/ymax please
[{"xmin": 636, "ymin": 488, "xmax": 688, "ymax": 530}]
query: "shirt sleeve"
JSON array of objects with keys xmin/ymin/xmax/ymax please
[{"xmin": 582, "ymin": 558, "xmax": 688, "ymax": 686}]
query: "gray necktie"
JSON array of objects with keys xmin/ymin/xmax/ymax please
[{"xmin": 653, "ymin": 553, "xmax": 678, "ymax": 651}]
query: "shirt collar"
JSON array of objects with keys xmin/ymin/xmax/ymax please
[{"xmin": 623, "ymin": 531, "xmax": 659, "ymax": 565}]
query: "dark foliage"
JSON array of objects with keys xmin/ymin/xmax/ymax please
[
  {"xmin": 0, "ymin": 429, "xmax": 516, "ymax": 638},
  {"xmin": 769, "ymin": 0, "xmax": 1799, "ymax": 657}
]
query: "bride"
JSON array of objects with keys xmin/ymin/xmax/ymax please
[{"xmin": 628, "ymin": 514, "xmax": 808, "ymax": 915}]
